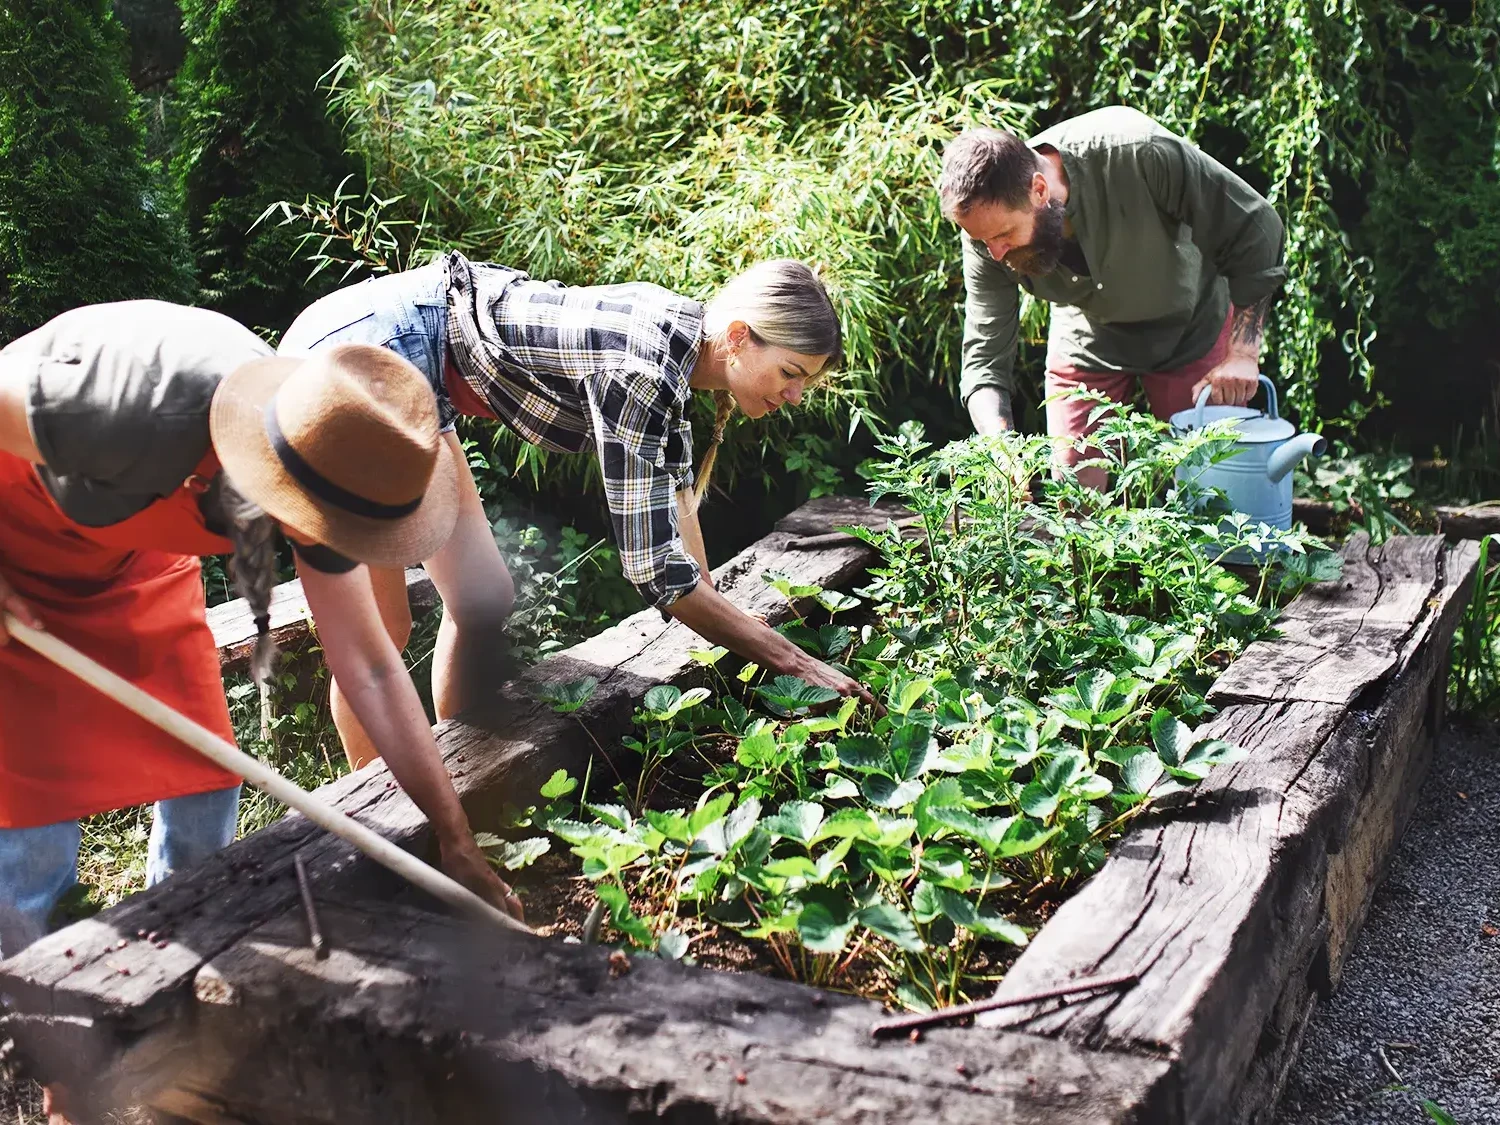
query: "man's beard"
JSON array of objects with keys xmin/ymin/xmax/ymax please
[{"xmin": 1003, "ymin": 199, "xmax": 1067, "ymax": 277}]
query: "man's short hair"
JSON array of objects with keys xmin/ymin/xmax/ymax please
[{"xmin": 938, "ymin": 128, "xmax": 1039, "ymax": 218}]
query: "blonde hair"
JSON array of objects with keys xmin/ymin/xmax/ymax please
[{"xmin": 693, "ymin": 260, "xmax": 841, "ymax": 506}]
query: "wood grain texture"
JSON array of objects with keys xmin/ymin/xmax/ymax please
[
  {"xmin": 210, "ymin": 567, "xmax": 438, "ymax": 673},
  {"xmin": 147, "ymin": 898, "xmax": 1177, "ymax": 1125},
  {"xmin": 1208, "ymin": 535, "xmax": 1444, "ymax": 706}
]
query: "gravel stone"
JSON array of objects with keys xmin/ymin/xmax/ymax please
[{"xmin": 1276, "ymin": 719, "xmax": 1500, "ymax": 1124}]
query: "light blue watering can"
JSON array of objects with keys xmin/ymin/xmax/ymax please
[{"xmin": 1169, "ymin": 375, "xmax": 1326, "ymax": 534}]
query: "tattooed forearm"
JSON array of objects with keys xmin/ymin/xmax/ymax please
[{"xmin": 1229, "ymin": 294, "xmax": 1272, "ymax": 353}]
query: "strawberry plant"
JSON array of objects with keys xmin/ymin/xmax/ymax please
[{"xmin": 533, "ymin": 411, "xmax": 1339, "ymax": 1008}]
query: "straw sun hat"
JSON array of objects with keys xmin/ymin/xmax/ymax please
[{"xmin": 210, "ymin": 343, "xmax": 459, "ymax": 569}]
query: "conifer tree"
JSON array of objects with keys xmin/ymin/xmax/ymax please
[
  {"xmin": 0, "ymin": 0, "xmax": 193, "ymax": 343},
  {"xmin": 173, "ymin": 0, "xmax": 353, "ymax": 333}
]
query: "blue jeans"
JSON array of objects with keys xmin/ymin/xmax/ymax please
[
  {"xmin": 0, "ymin": 785, "xmax": 241, "ymax": 958},
  {"xmin": 280, "ymin": 260, "xmax": 455, "ymax": 430}
]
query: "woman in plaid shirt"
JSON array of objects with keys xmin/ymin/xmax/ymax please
[{"xmin": 282, "ymin": 254, "xmax": 871, "ymax": 770}]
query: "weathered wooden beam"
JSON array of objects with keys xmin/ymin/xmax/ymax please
[
  {"xmin": 1208, "ymin": 535, "xmax": 1445, "ymax": 706},
  {"xmin": 209, "ymin": 567, "xmax": 438, "ymax": 673},
  {"xmin": 977, "ymin": 537, "xmax": 1479, "ymax": 1124},
  {"xmin": 147, "ymin": 898, "xmax": 1179, "ymax": 1125},
  {"xmin": 1433, "ymin": 502, "xmax": 1500, "ymax": 541}
]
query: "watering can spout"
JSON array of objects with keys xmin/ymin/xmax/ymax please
[{"xmin": 1265, "ymin": 431, "xmax": 1327, "ymax": 484}]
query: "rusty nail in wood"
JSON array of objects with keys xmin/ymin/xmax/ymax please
[
  {"xmin": 294, "ymin": 852, "xmax": 328, "ymax": 960},
  {"xmin": 869, "ymin": 971, "xmax": 1140, "ymax": 1038}
]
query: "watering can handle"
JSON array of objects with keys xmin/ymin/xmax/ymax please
[{"xmin": 1192, "ymin": 374, "xmax": 1279, "ymax": 428}]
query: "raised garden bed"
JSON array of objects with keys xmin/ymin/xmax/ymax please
[{"xmin": 0, "ymin": 496, "xmax": 1479, "ymax": 1124}]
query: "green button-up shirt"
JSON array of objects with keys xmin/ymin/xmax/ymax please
[{"xmin": 959, "ymin": 106, "xmax": 1287, "ymax": 405}]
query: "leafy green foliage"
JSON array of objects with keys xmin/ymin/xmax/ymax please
[
  {"xmin": 0, "ymin": 0, "xmax": 193, "ymax": 343},
  {"xmin": 1451, "ymin": 533, "xmax": 1500, "ymax": 715},
  {"xmin": 268, "ymin": 0, "xmax": 1499, "ymax": 502},
  {"xmin": 172, "ymin": 0, "xmax": 355, "ymax": 332},
  {"xmin": 542, "ymin": 415, "xmax": 1329, "ymax": 1007}
]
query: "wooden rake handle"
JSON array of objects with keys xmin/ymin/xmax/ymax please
[{"xmin": 3, "ymin": 613, "xmax": 533, "ymax": 937}]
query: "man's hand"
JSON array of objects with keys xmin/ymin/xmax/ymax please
[
  {"xmin": 1190, "ymin": 353, "xmax": 1261, "ymax": 407},
  {"xmin": 0, "ymin": 571, "xmax": 42, "ymax": 646},
  {"xmin": 439, "ymin": 833, "xmax": 526, "ymax": 923},
  {"xmin": 1193, "ymin": 296, "xmax": 1272, "ymax": 408},
  {"xmin": 966, "ymin": 386, "xmax": 1014, "ymax": 436}
]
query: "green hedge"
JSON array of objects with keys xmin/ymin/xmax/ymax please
[
  {"xmin": 172, "ymin": 0, "xmax": 354, "ymax": 334},
  {"xmin": 0, "ymin": 0, "xmax": 193, "ymax": 344}
]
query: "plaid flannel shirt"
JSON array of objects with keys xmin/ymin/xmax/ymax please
[{"xmin": 445, "ymin": 253, "xmax": 706, "ymax": 607}]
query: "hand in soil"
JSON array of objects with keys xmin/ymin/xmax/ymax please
[
  {"xmin": 0, "ymin": 569, "xmax": 43, "ymax": 645},
  {"xmin": 441, "ymin": 838, "xmax": 525, "ymax": 923}
]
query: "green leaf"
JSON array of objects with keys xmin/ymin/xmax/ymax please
[
  {"xmin": 736, "ymin": 661, "xmax": 761, "ymax": 683},
  {"xmin": 1041, "ymin": 750, "xmax": 1089, "ymax": 792},
  {"xmin": 796, "ymin": 900, "xmax": 855, "ymax": 954},
  {"xmin": 539, "ymin": 769, "xmax": 577, "ymax": 801},
  {"xmin": 915, "ymin": 778, "xmax": 966, "ymax": 838},
  {"xmin": 657, "ymin": 929, "xmax": 691, "ymax": 962},
  {"xmin": 1150, "ymin": 710, "xmax": 1193, "ymax": 767},
  {"xmin": 643, "ymin": 685, "xmax": 681, "ymax": 715},
  {"xmin": 835, "ymin": 735, "xmax": 890, "ymax": 773},
  {"xmin": 687, "ymin": 793, "xmax": 733, "ymax": 838},
  {"xmin": 1018, "ymin": 781, "xmax": 1061, "ymax": 820},
  {"xmin": 856, "ymin": 903, "xmax": 924, "ymax": 952},
  {"xmin": 1422, "ymin": 1100, "xmax": 1459, "ymax": 1125},
  {"xmin": 1120, "ymin": 751, "xmax": 1166, "ymax": 796},
  {"xmin": 1075, "ymin": 773, "xmax": 1114, "ymax": 801},
  {"xmin": 595, "ymin": 882, "xmax": 653, "ymax": 948},
  {"xmin": 755, "ymin": 674, "xmax": 841, "ymax": 714},
  {"xmin": 818, "ymin": 624, "xmax": 855, "ymax": 658},
  {"xmin": 723, "ymin": 797, "xmax": 763, "ymax": 852},
  {"xmin": 762, "ymin": 855, "xmax": 819, "ymax": 880},
  {"xmin": 643, "ymin": 808, "xmax": 693, "ymax": 844},
  {"xmin": 812, "ymin": 808, "xmax": 885, "ymax": 843},
  {"xmin": 815, "ymin": 590, "xmax": 862, "ymax": 616},
  {"xmin": 762, "ymin": 569, "xmax": 824, "ymax": 600},
  {"xmin": 891, "ymin": 722, "xmax": 936, "ymax": 780},
  {"xmin": 995, "ymin": 818, "xmax": 1061, "ymax": 858},
  {"xmin": 861, "ymin": 775, "xmax": 925, "ymax": 809},
  {"xmin": 688, "ymin": 646, "xmax": 729, "ymax": 667},
  {"xmin": 493, "ymin": 836, "xmax": 550, "ymax": 871},
  {"xmin": 584, "ymin": 802, "xmax": 633, "ymax": 830},
  {"xmin": 917, "ymin": 843, "xmax": 973, "ymax": 890},
  {"xmin": 762, "ymin": 800, "xmax": 825, "ymax": 844},
  {"xmin": 892, "ymin": 678, "xmax": 934, "ymax": 716},
  {"xmin": 735, "ymin": 728, "xmax": 780, "ymax": 769},
  {"xmin": 1075, "ymin": 669, "xmax": 1116, "ymax": 712},
  {"xmin": 537, "ymin": 676, "xmax": 598, "ymax": 714}
]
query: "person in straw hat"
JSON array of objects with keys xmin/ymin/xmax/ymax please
[
  {"xmin": 281, "ymin": 253, "xmax": 876, "ymax": 771},
  {"xmin": 0, "ymin": 299, "xmax": 523, "ymax": 972}
]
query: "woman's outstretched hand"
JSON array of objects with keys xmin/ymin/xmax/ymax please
[{"xmin": 787, "ymin": 653, "xmax": 882, "ymax": 715}]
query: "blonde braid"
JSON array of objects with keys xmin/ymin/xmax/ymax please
[{"xmin": 691, "ymin": 389, "xmax": 737, "ymax": 509}]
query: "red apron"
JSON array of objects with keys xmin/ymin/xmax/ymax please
[{"xmin": 0, "ymin": 451, "xmax": 242, "ymax": 828}]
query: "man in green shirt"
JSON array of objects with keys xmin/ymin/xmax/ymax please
[{"xmin": 941, "ymin": 106, "xmax": 1287, "ymax": 488}]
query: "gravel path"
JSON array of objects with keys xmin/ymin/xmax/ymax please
[{"xmin": 1276, "ymin": 719, "xmax": 1500, "ymax": 1125}]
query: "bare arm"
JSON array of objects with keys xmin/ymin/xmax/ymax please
[
  {"xmin": 297, "ymin": 560, "xmax": 523, "ymax": 920},
  {"xmin": 667, "ymin": 579, "xmax": 876, "ymax": 707},
  {"xmin": 0, "ymin": 360, "xmax": 46, "ymax": 643},
  {"xmin": 1191, "ymin": 293, "xmax": 1272, "ymax": 406},
  {"xmin": 675, "ymin": 490, "xmax": 712, "ymax": 586}
]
